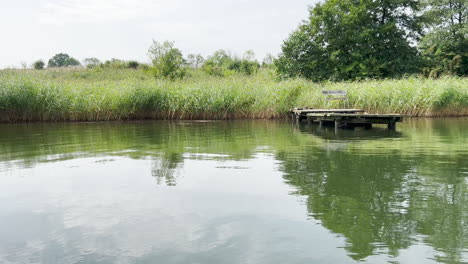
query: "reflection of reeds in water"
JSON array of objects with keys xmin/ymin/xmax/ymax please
[
  {"xmin": 151, "ymin": 154, "xmax": 183, "ymax": 186},
  {"xmin": 0, "ymin": 68, "xmax": 466, "ymax": 122}
]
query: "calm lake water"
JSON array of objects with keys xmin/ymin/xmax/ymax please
[{"xmin": 0, "ymin": 119, "xmax": 467, "ymax": 264}]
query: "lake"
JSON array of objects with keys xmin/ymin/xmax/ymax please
[{"xmin": 0, "ymin": 119, "xmax": 467, "ymax": 264}]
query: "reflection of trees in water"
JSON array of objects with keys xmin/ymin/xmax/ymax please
[
  {"xmin": 411, "ymin": 162, "xmax": 468, "ymax": 264},
  {"xmin": 151, "ymin": 153, "xmax": 184, "ymax": 186},
  {"xmin": 276, "ymin": 148, "xmax": 468, "ymax": 263}
]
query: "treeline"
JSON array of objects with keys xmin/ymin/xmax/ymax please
[
  {"xmin": 30, "ymin": 42, "xmax": 268, "ymax": 80},
  {"xmin": 32, "ymin": 54, "xmax": 143, "ymax": 71},
  {"xmin": 27, "ymin": 0, "xmax": 466, "ymax": 82},
  {"xmin": 276, "ymin": 0, "xmax": 467, "ymax": 81}
]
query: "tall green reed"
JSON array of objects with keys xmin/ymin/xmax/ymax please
[{"xmin": 0, "ymin": 68, "xmax": 466, "ymax": 122}]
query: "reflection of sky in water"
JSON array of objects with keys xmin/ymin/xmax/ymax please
[{"xmin": 0, "ymin": 156, "xmax": 353, "ymax": 264}]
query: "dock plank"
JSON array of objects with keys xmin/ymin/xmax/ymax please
[
  {"xmin": 292, "ymin": 109, "xmax": 365, "ymax": 113},
  {"xmin": 306, "ymin": 113, "xmax": 403, "ymax": 118}
]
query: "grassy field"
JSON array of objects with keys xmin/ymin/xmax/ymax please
[{"xmin": 0, "ymin": 68, "xmax": 467, "ymax": 122}]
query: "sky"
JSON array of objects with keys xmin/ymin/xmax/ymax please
[{"xmin": 0, "ymin": 0, "xmax": 315, "ymax": 68}]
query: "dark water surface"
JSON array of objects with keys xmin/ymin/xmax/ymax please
[{"xmin": 0, "ymin": 119, "xmax": 467, "ymax": 264}]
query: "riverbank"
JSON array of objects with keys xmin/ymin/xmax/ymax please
[{"xmin": 0, "ymin": 68, "xmax": 467, "ymax": 122}]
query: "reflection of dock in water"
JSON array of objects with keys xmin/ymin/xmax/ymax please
[
  {"xmin": 291, "ymin": 108, "xmax": 404, "ymax": 130},
  {"xmin": 294, "ymin": 118, "xmax": 403, "ymax": 140}
]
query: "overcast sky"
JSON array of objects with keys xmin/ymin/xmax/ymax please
[{"xmin": 0, "ymin": 0, "xmax": 315, "ymax": 68}]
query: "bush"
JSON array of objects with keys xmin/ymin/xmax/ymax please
[{"xmin": 33, "ymin": 60, "xmax": 45, "ymax": 70}]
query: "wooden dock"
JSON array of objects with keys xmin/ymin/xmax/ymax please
[{"xmin": 291, "ymin": 108, "xmax": 403, "ymax": 130}]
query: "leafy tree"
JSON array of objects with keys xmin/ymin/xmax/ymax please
[
  {"xmin": 148, "ymin": 40, "xmax": 186, "ymax": 80},
  {"xmin": 420, "ymin": 0, "xmax": 467, "ymax": 76},
  {"xmin": 47, "ymin": 53, "xmax": 80, "ymax": 68},
  {"xmin": 187, "ymin": 54, "xmax": 204, "ymax": 69},
  {"xmin": 83, "ymin": 57, "xmax": 101, "ymax": 69},
  {"xmin": 227, "ymin": 58, "xmax": 260, "ymax": 75},
  {"xmin": 243, "ymin": 50, "xmax": 256, "ymax": 61},
  {"xmin": 33, "ymin": 60, "xmax": 45, "ymax": 70},
  {"xmin": 207, "ymin": 50, "xmax": 232, "ymax": 66},
  {"xmin": 126, "ymin": 61, "xmax": 140, "ymax": 69},
  {"xmin": 276, "ymin": 0, "xmax": 422, "ymax": 81},
  {"xmin": 201, "ymin": 50, "xmax": 233, "ymax": 76},
  {"xmin": 202, "ymin": 50, "xmax": 259, "ymax": 76}
]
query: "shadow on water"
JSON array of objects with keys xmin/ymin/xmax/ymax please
[{"xmin": 0, "ymin": 119, "xmax": 467, "ymax": 263}]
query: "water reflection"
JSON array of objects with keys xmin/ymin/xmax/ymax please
[
  {"xmin": 296, "ymin": 121, "xmax": 404, "ymax": 140},
  {"xmin": 280, "ymin": 119, "xmax": 468, "ymax": 262},
  {"xmin": 151, "ymin": 153, "xmax": 184, "ymax": 186},
  {"xmin": 0, "ymin": 119, "xmax": 467, "ymax": 263}
]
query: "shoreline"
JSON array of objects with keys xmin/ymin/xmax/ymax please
[{"xmin": 1, "ymin": 115, "xmax": 468, "ymax": 124}]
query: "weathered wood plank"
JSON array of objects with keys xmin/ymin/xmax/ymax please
[
  {"xmin": 292, "ymin": 107, "xmax": 403, "ymax": 130},
  {"xmin": 292, "ymin": 109, "xmax": 365, "ymax": 114},
  {"xmin": 323, "ymin": 113, "xmax": 404, "ymax": 118}
]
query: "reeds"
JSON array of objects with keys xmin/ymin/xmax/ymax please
[{"xmin": 0, "ymin": 68, "xmax": 466, "ymax": 122}]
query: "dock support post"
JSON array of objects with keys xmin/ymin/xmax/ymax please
[
  {"xmin": 388, "ymin": 122, "xmax": 396, "ymax": 130},
  {"xmin": 335, "ymin": 119, "xmax": 341, "ymax": 132}
]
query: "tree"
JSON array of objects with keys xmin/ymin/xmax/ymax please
[
  {"xmin": 33, "ymin": 60, "xmax": 45, "ymax": 70},
  {"xmin": 48, "ymin": 53, "xmax": 80, "ymax": 68},
  {"xmin": 201, "ymin": 50, "xmax": 232, "ymax": 76},
  {"xmin": 126, "ymin": 61, "xmax": 140, "ymax": 69},
  {"xmin": 187, "ymin": 54, "xmax": 204, "ymax": 69},
  {"xmin": 207, "ymin": 50, "xmax": 232, "ymax": 67},
  {"xmin": 262, "ymin": 53, "xmax": 275, "ymax": 68},
  {"xmin": 276, "ymin": 0, "xmax": 422, "ymax": 81},
  {"xmin": 419, "ymin": 0, "xmax": 467, "ymax": 76},
  {"xmin": 202, "ymin": 50, "xmax": 259, "ymax": 76},
  {"xmin": 227, "ymin": 58, "xmax": 260, "ymax": 75},
  {"xmin": 243, "ymin": 50, "xmax": 256, "ymax": 61},
  {"xmin": 148, "ymin": 40, "xmax": 186, "ymax": 80},
  {"xmin": 83, "ymin": 57, "xmax": 101, "ymax": 69}
]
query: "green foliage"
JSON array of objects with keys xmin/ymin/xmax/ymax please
[
  {"xmin": 276, "ymin": 0, "xmax": 422, "ymax": 81},
  {"xmin": 187, "ymin": 54, "xmax": 204, "ymax": 69},
  {"xmin": 0, "ymin": 68, "xmax": 466, "ymax": 122},
  {"xmin": 102, "ymin": 58, "xmax": 127, "ymax": 69},
  {"xmin": 96, "ymin": 59, "xmax": 141, "ymax": 70},
  {"xmin": 419, "ymin": 0, "xmax": 467, "ymax": 76},
  {"xmin": 262, "ymin": 54, "xmax": 275, "ymax": 68},
  {"xmin": 147, "ymin": 40, "xmax": 186, "ymax": 80},
  {"xmin": 227, "ymin": 58, "xmax": 260, "ymax": 75},
  {"xmin": 47, "ymin": 53, "xmax": 80, "ymax": 68},
  {"xmin": 202, "ymin": 50, "xmax": 260, "ymax": 77},
  {"xmin": 33, "ymin": 60, "xmax": 45, "ymax": 70},
  {"xmin": 83, "ymin": 58, "xmax": 101, "ymax": 69},
  {"xmin": 126, "ymin": 61, "xmax": 140, "ymax": 69}
]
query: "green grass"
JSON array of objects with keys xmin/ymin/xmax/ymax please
[{"xmin": 0, "ymin": 68, "xmax": 467, "ymax": 122}]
